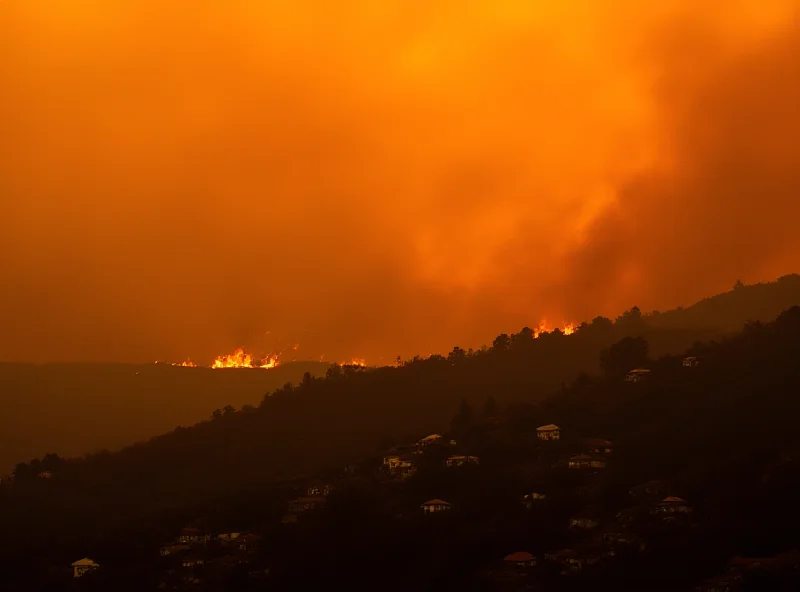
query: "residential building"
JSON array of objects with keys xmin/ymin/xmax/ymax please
[
  {"xmin": 585, "ymin": 438, "xmax": 614, "ymax": 455},
  {"xmin": 71, "ymin": 558, "xmax": 99, "ymax": 578},
  {"xmin": 522, "ymin": 492, "xmax": 546, "ymax": 509},
  {"xmin": 288, "ymin": 496, "xmax": 326, "ymax": 513},
  {"xmin": 568, "ymin": 454, "xmax": 606, "ymax": 469},
  {"xmin": 160, "ymin": 543, "xmax": 191, "ymax": 556},
  {"xmin": 503, "ymin": 552, "xmax": 537, "ymax": 567},
  {"xmin": 236, "ymin": 533, "xmax": 261, "ymax": 553},
  {"xmin": 654, "ymin": 496, "xmax": 693, "ymax": 515},
  {"xmin": 569, "ymin": 517, "xmax": 599, "ymax": 530},
  {"xmin": 625, "ymin": 368, "xmax": 651, "ymax": 382},
  {"xmin": 536, "ymin": 424, "xmax": 560, "ymax": 441},
  {"xmin": 683, "ymin": 356, "xmax": 700, "ymax": 368},
  {"xmin": 421, "ymin": 499, "xmax": 451, "ymax": 514},
  {"xmin": 179, "ymin": 527, "xmax": 211, "ymax": 545},
  {"xmin": 445, "ymin": 455, "xmax": 479, "ymax": 467},
  {"xmin": 418, "ymin": 434, "xmax": 444, "ymax": 448},
  {"xmin": 307, "ymin": 483, "xmax": 332, "ymax": 496}
]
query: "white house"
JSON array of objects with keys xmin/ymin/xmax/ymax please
[
  {"xmin": 625, "ymin": 369, "xmax": 651, "ymax": 382},
  {"xmin": 683, "ymin": 356, "xmax": 700, "ymax": 368},
  {"xmin": 418, "ymin": 434, "xmax": 444, "ymax": 447},
  {"xmin": 445, "ymin": 455, "xmax": 479, "ymax": 467},
  {"xmin": 421, "ymin": 499, "xmax": 451, "ymax": 514},
  {"xmin": 536, "ymin": 424, "xmax": 560, "ymax": 441},
  {"xmin": 71, "ymin": 558, "xmax": 100, "ymax": 578}
]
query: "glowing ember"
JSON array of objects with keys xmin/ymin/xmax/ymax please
[
  {"xmin": 173, "ymin": 360, "xmax": 197, "ymax": 367},
  {"xmin": 212, "ymin": 348, "xmax": 280, "ymax": 369}
]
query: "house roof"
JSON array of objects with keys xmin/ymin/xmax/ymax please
[
  {"xmin": 661, "ymin": 496, "xmax": 687, "ymax": 503},
  {"xmin": 537, "ymin": 424, "xmax": 560, "ymax": 431},
  {"xmin": 421, "ymin": 499, "xmax": 450, "ymax": 506},
  {"xmin": 504, "ymin": 552, "xmax": 535, "ymax": 562},
  {"xmin": 420, "ymin": 434, "xmax": 443, "ymax": 442},
  {"xmin": 71, "ymin": 558, "xmax": 98, "ymax": 567}
]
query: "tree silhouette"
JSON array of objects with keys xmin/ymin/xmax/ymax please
[{"xmin": 600, "ymin": 336, "xmax": 649, "ymax": 376}]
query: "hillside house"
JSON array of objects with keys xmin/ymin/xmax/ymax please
[
  {"xmin": 537, "ymin": 424, "xmax": 560, "ymax": 441},
  {"xmin": 179, "ymin": 527, "xmax": 211, "ymax": 545},
  {"xmin": 418, "ymin": 434, "xmax": 444, "ymax": 448},
  {"xmin": 522, "ymin": 492, "xmax": 546, "ymax": 508},
  {"xmin": 421, "ymin": 499, "xmax": 451, "ymax": 514},
  {"xmin": 217, "ymin": 533, "xmax": 241, "ymax": 542},
  {"xmin": 585, "ymin": 438, "xmax": 614, "ymax": 455},
  {"xmin": 569, "ymin": 516, "xmax": 599, "ymax": 530},
  {"xmin": 38, "ymin": 470, "xmax": 52, "ymax": 479},
  {"xmin": 160, "ymin": 543, "xmax": 191, "ymax": 556},
  {"xmin": 182, "ymin": 557, "xmax": 205, "ymax": 568},
  {"xmin": 383, "ymin": 454, "xmax": 401, "ymax": 467},
  {"xmin": 503, "ymin": 552, "xmax": 537, "ymax": 567},
  {"xmin": 568, "ymin": 454, "xmax": 606, "ymax": 470},
  {"xmin": 625, "ymin": 368, "xmax": 651, "ymax": 382},
  {"xmin": 655, "ymin": 496, "xmax": 693, "ymax": 515},
  {"xmin": 449, "ymin": 439, "xmax": 458, "ymax": 446},
  {"xmin": 71, "ymin": 558, "xmax": 100, "ymax": 578},
  {"xmin": 445, "ymin": 455, "xmax": 480, "ymax": 467},
  {"xmin": 288, "ymin": 496, "xmax": 326, "ymax": 513},
  {"xmin": 629, "ymin": 480, "xmax": 669, "ymax": 501},
  {"xmin": 694, "ymin": 574, "xmax": 741, "ymax": 592},
  {"xmin": 683, "ymin": 356, "xmax": 700, "ymax": 368},
  {"xmin": 307, "ymin": 483, "xmax": 332, "ymax": 496},
  {"xmin": 236, "ymin": 533, "xmax": 261, "ymax": 553}
]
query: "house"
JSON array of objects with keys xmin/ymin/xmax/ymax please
[
  {"xmin": 179, "ymin": 527, "xmax": 211, "ymax": 545},
  {"xmin": 288, "ymin": 496, "xmax": 326, "ymax": 513},
  {"xmin": 445, "ymin": 455, "xmax": 479, "ymax": 467},
  {"xmin": 655, "ymin": 496, "xmax": 693, "ymax": 515},
  {"xmin": 521, "ymin": 492, "xmax": 546, "ymax": 509},
  {"xmin": 418, "ymin": 434, "xmax": 444, "ymax": 448},
  {"xmin": 38, "ymin": 470, "xmax": 52, "ymax": 479},
  {"xmin": 236, "ymin": 533, "xmax": 261, "ymax": 553},
  {"xmin": 568, "ymin": 454, "xmax": 606, "ymax": 469},
  {"xmin": 217, "ymin": 533, "xmax": 241, "ymax": 542},
  {"xmin": 71, "ymin": 558, "xmax": 100, "ymax": 578},
  {"xmin": 629, "ymin": 480, "xmax": 669, "ymax": 501},
  {"xmin": 503, "ymin": 552, "xmax": 537, "ymax": 567},
  {"xmin": 160, "ymin": 543, "xmax": 191, "ymax": 556},
  {"xmin": 421, "ymin": 499, "xmax": 451, "ymax": 514},
  {"xmin": 603, "ymin": 532, "xmax": 646, "ymax": 553},
  {"xmin": 585, "ymin": 438, "xmax": 614, "ymax": 455},
  {"xmin": 383, "ymin": 454, "xmax": 401, "ymax": 467},
  {"xmin": 625, "ymin": 368, "xmax": 651, "ymax": 382},
  {"xmin": 694, "ymin": 574, "xmax": 741, "ymax": 592},
  {"xmin": 569, "ymin": 517, "xmax": 599, "ymax": 530},
  {"xmin": 307, "ymin": 483, "xmax": 332, "ymax": 496},
  {"xmin": 449, "ymin": 439, "xmax": 458, "ymax": 446},
  {"xmin": 536, "ymin": 424, "xmax": 560, "ymax": 441},
  {"xmin": 683, "ymin": 356, "xmax": 700, "ymax": 368},
  {"xmin": 182, "ymin": 557, "xmax": 205, "ymax": 568}
]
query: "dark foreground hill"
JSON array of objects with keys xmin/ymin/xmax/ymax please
[
  {"xmin": 0, "ymin": 361, "xmax": 330, "ymax": 473},
  {"xmin": 3, "ymin": 304, "xmax": 800, "ymax": 590}
]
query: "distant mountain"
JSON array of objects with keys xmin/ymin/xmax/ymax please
[
  {"xmin": 646, "ymin": 274, "xmax": 800, "ymax": 331},
  {"xmin": 0, "ymin": 361, "xmax": 330, "ymax": 473}
]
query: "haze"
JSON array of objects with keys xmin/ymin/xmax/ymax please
[{"xmin": 1, "ymin": 1, "xmax": 798, "ymax": 364}]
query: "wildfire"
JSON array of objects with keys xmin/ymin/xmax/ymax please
[
  {"xmin": 563, "ymin": 323, "xmax": 576, "ymax": 336},
  {"xmin": 212, "ymin": 348, "xmax": 280, "ymax": 369},
  {"xmin": 533, "ymin": 319, "xmax": 577, "ymax": 337},
  {"xmin": 340, "ymin": 358, "xmax": 367, "ymax": 367},
  {"xmin": 173, "ymin": 360, "xmax": 197, "ymax": 367}
]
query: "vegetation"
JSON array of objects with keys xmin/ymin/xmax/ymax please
[{"xmin": 2, "ymin": 277, "xmax": 800, "ymax": 590}]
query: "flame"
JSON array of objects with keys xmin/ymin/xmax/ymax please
[
  {"xmin": 563, "ymin": 323, "xmax": 576, "ymax": 336},
  {"xmin": 212, "ymin": 348, "xmax": 280, "ymax": 369},
  {"xmin": 173, "ymin": 360, "xmax": 197, "ymax": 367},
  {"xmin": 292, "ymin": 343, "xmax": 300, "ymax": 350},
  {"xmin": 340, "ymin": 358, "xmax": 367, "ymax": 367},
  {"xmin": 533, "ymin": 320, "xmax": 549, "ymax": 338}
]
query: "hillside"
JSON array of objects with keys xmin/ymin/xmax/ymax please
[
  {"xmin": 3, "ymin": 307, "xmax": 800, "ymax": 589},
  {"xmin": 0, "ymin": 361, "xmax": 331, "ymax": 473}
]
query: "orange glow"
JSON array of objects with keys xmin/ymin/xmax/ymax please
[
  {"xmin": 172, "ymin": 360, "xmax": 197, "ymax": 367},
  {"xmin": 1, "ymin": 2, "xmax": 798, "ymax": 364},
  {"xmin": 563, "ymin": 323, "xmax": 576, "ymax": 336},
  {"xmin": 211, "ymin": 348, "xmax": 280, "ymax": 369}
]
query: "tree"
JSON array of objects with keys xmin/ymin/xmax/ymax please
[
  {"xmin": 448, "ymin": 347, "xmax": 467, "ymax": 363},
  {"xmin": 600, "ymin": 336, "xmax": 649, "ymax": 376},
  {"xmin": 326, "ymin": 364, "xmax": 343, "ymax": 380},
  {"xmin": 450, "ymin": 399, "xmax": 474, "ymax": 434},
  {"xmin": 733, "ymin": 279, "xmax": 746, "ymax": 290},
  {"xmin": 590, "ymin": 316, "xmax": 614, "ymax": 332},
  {"xmin": 492, "ymin": 333, "xmax": 511, "ymax": 351},
  {"xmin": 615, "ymin": 306, "xmax": 645, "ymax": 331}
]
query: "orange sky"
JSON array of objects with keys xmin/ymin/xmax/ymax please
[{"xmin": 1, "ymin": 1, "xmax": 798, "ymax": 364}]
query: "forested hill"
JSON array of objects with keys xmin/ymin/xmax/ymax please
[
  {"xmin": 0, "ymin": 361, "xmax": 331, "ymax": 473},
  {"xmin": 645, "ymin": 274, "xmax": 800, "ymax": 331},
  {"xmin": 2, "ymin": 302, "xmax": 800, "ymax": 588}
]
